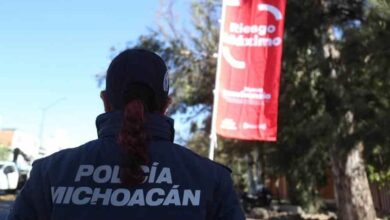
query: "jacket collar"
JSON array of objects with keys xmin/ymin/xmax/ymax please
[{"xmin": 96, "ymin": 111, "xmax": 175, "ymax": 142}]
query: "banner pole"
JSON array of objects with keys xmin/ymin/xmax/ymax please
[{"xmin": 209, "ymin": 0, "xmax": 228, "ymax": 160}]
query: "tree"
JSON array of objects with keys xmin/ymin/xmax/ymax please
[
  {"xmin": 276, "ymin": 0, "xmax": 390, "ymax": 218},
  {"xmin": 352, "ymin": 0, "xmax": 390, "ymax": 187}
]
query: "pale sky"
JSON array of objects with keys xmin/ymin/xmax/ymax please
[{"xmin": 0, "ymin": 0, "xmax": 189, "ymax": 153}]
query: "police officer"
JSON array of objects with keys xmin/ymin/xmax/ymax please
[{"xmin": 8, "ymin": 49, "xmax": 245, "ymax": 220}]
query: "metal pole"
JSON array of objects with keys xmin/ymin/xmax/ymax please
[
  {"xmin": 38, "ymin": 97, "xmax": 66, "ymax": 156},
  {"xmin": 209, "ymin": 1, "xmax": 228, "ymax": 160}
]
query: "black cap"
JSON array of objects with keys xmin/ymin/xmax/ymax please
[{"xmin": 105, "ymin": 49, "xmax": 169, "ymax": 109}]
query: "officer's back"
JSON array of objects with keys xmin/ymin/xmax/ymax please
[{"xmin": 8, "ymin": 49, "xmax": 245, "ymax": 220}]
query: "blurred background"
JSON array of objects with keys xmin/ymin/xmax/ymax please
[{"xmin": 0, "ymin": 0, "xmax": 188, "ymax": 155}]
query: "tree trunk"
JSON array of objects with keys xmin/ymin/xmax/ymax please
[
  {"xmin": 330, "ymin": 141, "xmax": 376, "ymax": 220},
  {"xmin": 247, "ymin": 152, "xmax": 256, "ymax": 195}
]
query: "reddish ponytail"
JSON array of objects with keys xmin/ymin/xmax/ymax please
[{"xmin": 117, "ymin": 100, "xmax": 149, "ymax": 186}]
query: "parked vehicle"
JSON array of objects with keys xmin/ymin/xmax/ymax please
[
  {"xmin": 0, "ymin": 148, "xmax": 33, "ymax": 193},
  {"xmin": 240, "ymin": 184, "xmax": 272, "ymax": 211},
  {"xmin": 0, "ymin": 161, "xmax": 19, "ymax": 192}
]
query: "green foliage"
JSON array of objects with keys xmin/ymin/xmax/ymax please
[
  {"xmin": 277, "ymin": 0, "xmax": 390, "ymax": 210},
  {"xmin": 0, "ymin": 145, "xmax": 11, "ymax": 161}
]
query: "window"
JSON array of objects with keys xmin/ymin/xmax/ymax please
[{"xmin": 4, "ymin": 165, "xmax": 15, "ymax": 174}]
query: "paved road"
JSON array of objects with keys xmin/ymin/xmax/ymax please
[{"xmin": 0, "ymin": 200, "xmax": 13, "ymax": 220}]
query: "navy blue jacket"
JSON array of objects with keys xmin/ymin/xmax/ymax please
[{"xmin": 8, "ymin": 112, "xmax": 245, "ymax": 220}]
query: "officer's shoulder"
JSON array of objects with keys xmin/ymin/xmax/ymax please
[
  {"xmin": 34, "ymin": 139, "xmax": 98, "ymax": 166},
  {"xmin": 210, "ymin": 160, "xmax": 232, "ymax": 173},
  {"xmin": 172, "ymin": 143, "xmax": 232, "ymax": 173}
]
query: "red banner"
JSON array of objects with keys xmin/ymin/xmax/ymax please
[{"xmin": 214, "ymin": 0, "xmax": 286, "ymax": 141}]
